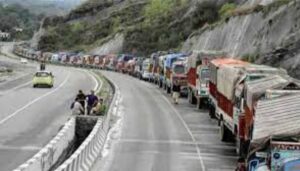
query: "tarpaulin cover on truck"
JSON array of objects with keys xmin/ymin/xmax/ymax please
[
  {"xmin": 186, "ymin": 50, "xmax": 226, "ymax": 70},
  {"xmin": 252, "ymin": 93, "xmax": 300, "ymax": 145},
  {"xmin": 245, "ymin": 75, "xmax": 289, "ymax": 109},
  {"xmin": 164, "ymin": 53, "xmax": 186, "ymax": 68},
  {"xmin": 217, "ymin": 64, "xmax": 246, "ymax": 101},
  {"xmin": 209, "ymin": 58, "xmax": 248, "ymax": 85}
]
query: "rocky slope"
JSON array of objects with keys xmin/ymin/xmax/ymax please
[
  {"xmin": 38, "ymin": 0, "xmax": 231, "ymax": 54},
  {"xmin": 38, "ymin": 0, "xmax": 300, "ymax": 78},
  {"xmin": 183, "ymin": 0, "xmax": 300, "ymax": 78}
]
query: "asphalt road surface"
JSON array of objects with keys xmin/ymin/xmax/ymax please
[
  {"xmin": 93, "ymin": 71, "xmax": 237, "ymax": 171},
  {"xmin": 0, "ymin": 55, "xmax": 98, "ymax": 171}
]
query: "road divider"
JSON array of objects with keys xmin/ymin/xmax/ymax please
[
  {"xmin": 55, "ymin": 73, "xmax": 120, "ymax": 171},
  {"xmin": 13, "ymin": 117, "xmax": 76, "ymax": 171}
]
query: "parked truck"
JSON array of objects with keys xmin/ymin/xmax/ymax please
[
  {"xmin": 208, "ymin": 58, "xmax": 248, "ymax": 119},
  {"xmin": 163, "ymin": 53, "xmax": 187, "ymax": 94},
  {"xmin": 116, "ymin": 54, "xmax": 134, "ymax": 73},
  {"xmin": 209, "ymin": 59, "xmax": 300, "ymax": 158},
  {"xmin": 142, "ymin": 58, "xmax": 151, "ymax": 80},
  {"xmin": 237, "ymin": 91, "xmax": 300, "ymax": 171},
  {"xmin": 157, "ymin": 55, "xmax": 168, "ymax": 88},
  {"xmin": 186, "ymin": 51, "xmax": 225, "ymax": 109}
]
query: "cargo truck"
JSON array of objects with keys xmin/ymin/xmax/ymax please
[
  {"xmin": 210, "ymin": 60, "xmax": 300, "ymax": 158},
  {"xmin": 163, "ymin": 53, "xmax": 187, "ymax": 94},
  {"xmin": 208, "ymin": 59, "xmax": 248, "ymax": 119},
  {"xmin": 186, "ymin": 51, "xmax": 225, "ymax": 109},
  {"xmin": 116, "ymin": 54, "xmax": 134, "ymax": 73},
  {"xmin": 237, "ymin": 92, "xmax": 300, "ymax": 171},
  {"xmin": 234, "ymin": 74, "xmax": 300, "ymax": 158},
  {"xmin": 158, "ymin": 55, "xmax": 168, "ymax": 88}
]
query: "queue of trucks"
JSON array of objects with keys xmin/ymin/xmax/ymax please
[{"xmin": 13, "ymin": 44, "xmax": 300, "ymax": 171}]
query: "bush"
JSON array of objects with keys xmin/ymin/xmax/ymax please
[{"xmin": 219, "ymin": 3, "xmax": 237, "ymax": 19}]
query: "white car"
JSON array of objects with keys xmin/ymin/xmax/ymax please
[{"xmin": 20, "ymin": 58, "xmax": 28, "ymax": 64}]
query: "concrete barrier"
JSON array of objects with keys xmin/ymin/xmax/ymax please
[
  {"xmin": 13, "ymin": 117, "xmax": 76, "ymax": 171},
  {"xmin": 55, "ymin": 75, "xmax": 120, "ymax": 171}
]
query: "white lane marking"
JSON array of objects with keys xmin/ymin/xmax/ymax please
[
  {"xmin": 140, "ymin": 150, "xmax": 238, "ymax": 160},
  {"xmin": 156, "ymin": 89, "xmax": 206, "ymax": 171},
  {"xmin": 81, "ymin": 69, "xmax": 102, "ymax": 92},
  {"xmin": 119, "ymin": 139, "xmax": 235, "ymax": 148},
  {"xmin": 0, "ymin": 145, "xmax": 41, "ymax": 151},
  {"xmin": 0, "ymin": 72, "xmax": 71, "ymax": 125},
  {"xmin": 89, "ymin": 71, "xmax": 103, "ymax": 93}
]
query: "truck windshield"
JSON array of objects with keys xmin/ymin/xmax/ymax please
[
  {"xmin": 173, "ymin": 65, "xmax": 185, "ymax": 74},
  {"xmin": 201, "ymin": 69, "xmax": 210, "ymax": 80},
  {"xmin": 247, "ymin": 75, "xmax": 265, "ymax": 81},
  {"xmin": 143, "ymin": 63, "xmax": 149, "ymax": 70}
]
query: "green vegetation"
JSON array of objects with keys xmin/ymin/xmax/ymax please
[
  {"xmin": 95, "ymin": 71, "xmax": 113, "ymax": 116},
  {"xmin": 39, "ymin": 0, "xmax": 221, "ymax": 54},
  {"xmin": 0, "ymin": 3, "xmax": 41, "ymax": 40},
  {"xmin": 219, "ymin": 3, "xmax": 236, "ymax": 19}
]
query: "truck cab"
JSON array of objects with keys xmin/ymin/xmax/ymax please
[
  {"xmin": 164, "ymin": 53, "xmax": 187, "ymax": 94},
  {"xmin": 171, "ymin": 60, "xmax": 187, "ymax": 94},
  {"xmin": 245, "ymin": 137, "xmax": 300, "ymax": 171},
  {"xmin": 195, "ymin": 65, "xmax": 210, "ymax": 106},
  {"xmin": 142, "ymin": 59, "xmax": 151, "ymax": 81}
]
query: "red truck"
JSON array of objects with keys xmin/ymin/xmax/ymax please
[
  {"xmin": 209, "ymin": 59, "xmax": 300, "ymax": 157},
  {"xmin": 208, "ymin": 58, "xmax": 248, "ymax": 119},
  {"xmin": 186, "ymin": 51, "xmax": 225, "ymax": 109}
]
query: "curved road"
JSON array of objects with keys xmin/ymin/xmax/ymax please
[
  {"xmin": 93, "ymin": 71, "xmax": 237, "ymax": 171},
  {"xmin": 0, "ymin": 55, "xmax": 98, "ymax": 171}
]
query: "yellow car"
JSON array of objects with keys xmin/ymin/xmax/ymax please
[{"xmin": 33, "ymin": 71, "xmax": 54, "ymax": 88}]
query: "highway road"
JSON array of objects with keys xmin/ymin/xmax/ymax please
[
  {"xmin": 0, "ymin": 54, "xmax": 99, "ymax": 171},
  {"xmin": 93, "ymin": 71, "xmax": 237, "ymax": 171}
]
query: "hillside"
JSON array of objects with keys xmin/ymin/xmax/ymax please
[
  {"xmin": 38, "ymin": 0, "xmax": 300, "ymax": 78},
  {"xmin": 38, "ymin": 0, "xmax": 231, "ymax": 54},
  {"xmin": 0, "ymin": 3, "xmax": 40, "ymax": 40}
]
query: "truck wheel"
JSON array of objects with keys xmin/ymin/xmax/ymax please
[
  {"xmin": 236, "ymin": 138, "xmax": 243, "ymax": 157},
  {"xmin": 167, "ymin": 86, "xmax": 171, "ymax": 94},
  {"xmin": 188, "ymin": 91, "xmax": 196, "ymax": 104},
  {"xmin": 197, "ymin": 98, "xmax": 203, "ymax": 109},
  {"xmin": 220, "ymin": 120, "xmax": 230, "ymax": 142},
  {"xmin": 209, "ymin": 105, "xmax": 216, "ymax": 119}
]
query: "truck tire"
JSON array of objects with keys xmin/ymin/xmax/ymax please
[
  {"xmin": 209, "ymin": 105, "xmax": 216, "ymax": 119},
  {"xmin": 220, "ymin": 120, "xmax": 231, "ymax": 142},
  {"xmin": 236, "ymin": 138, "xmax": 244, "ymax": 157},
  {"xmin": 167, "ymin": 86, "xmax": 171, "ymax": 94},
  {"xmin": 159, "ymin": 81, "xmax": 162, "ymax": 88},
  {"xmin": 197, "ymin": 98, "xmax": 203, "ymax": 109},
  {"xmin": 188, "ymin": 90, "xmax": 196, "ymax": 104}
]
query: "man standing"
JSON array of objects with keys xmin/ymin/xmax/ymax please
[
  {"xmin": 76, "ymin": 90, "xmax": 86, "ymax": 111},
  {"xmin": 86, "ymin": 90, "xmax": 98, "ymax": 115}
]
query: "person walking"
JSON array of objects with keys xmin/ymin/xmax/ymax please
[
  {"xmin": 172, "ymin": 80, "xmax": 181, "ymax": 104},
  {"xmin": 86, "ymin": 90, "xmax": 98, "ymax": 115},
  {"xmin": 71, "ymin": 98, "xmax": 84, "ymax": 115}
]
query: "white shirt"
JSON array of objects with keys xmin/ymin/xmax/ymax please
[{"xmin": 72, "ymin": 101, "xmax": 83, "ymax": 115}]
